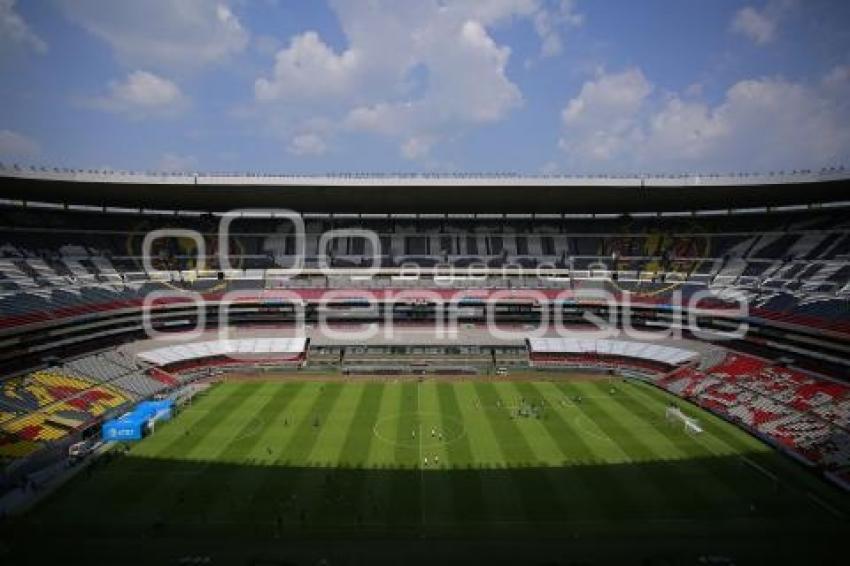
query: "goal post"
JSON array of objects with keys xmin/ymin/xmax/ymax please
[{"xmin": 666, "ymin": 405, "xmax": 703, "ymax": 435}]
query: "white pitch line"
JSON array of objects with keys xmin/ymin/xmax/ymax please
[
  {"xmin": 807, "ymin": 492, "xmax": 846, "ymax": 519},
  {"xmin": 417, "ymin": 382, "xmax": 425, "ymax": 533},
  {"xmin": 741, "ymin": 455, "xmax": 778, "ymax": 482}
]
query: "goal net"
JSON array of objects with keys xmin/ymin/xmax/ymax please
[{"xmin": 666, "ymin": 406, "xmax": 703, "ymax": 435}]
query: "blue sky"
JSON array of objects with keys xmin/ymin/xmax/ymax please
[{"xmin": 0, "ymin": 0, "xmax": 848, "ymax": 175}]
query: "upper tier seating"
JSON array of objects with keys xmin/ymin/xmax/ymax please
[{"xmin": 1, "ymin": 206, "xmax": 848, "ymax": 336}]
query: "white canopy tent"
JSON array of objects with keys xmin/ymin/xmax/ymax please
[
  {"xmin": 527, "ymin": 337, "xmax": 697, "ymax": 366},
  {"xmin": 137, "ymin": 337, "xmax": 307, "ymax": 366}
]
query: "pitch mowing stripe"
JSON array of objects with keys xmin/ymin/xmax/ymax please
[
  {"xmin": 365, "ymin": 381, "xmax": 401, "ymax": 466},
  {"xmin": 332, "ymin": 382, "xmax": 386, "ymax": 527},
  {"xmin": 514, "ymin": 381, "xmax": 613, "ymax": 521},
  {"xmin": 201, "ymin": 382, "xmax": 307, "ymax": 522},
  {"xmin": 337, "ymin": 382, "xmax": 384, "ymax": 468},
  {"xmin": 574, "ymin": 381, "xmax": 697, "ymax": 518},
  {"xmin": 386, "ymin": 382, "xmax": 422, "ymax": 529},
  {"xmin": 263, "ymin": 382, "xmax": 349, "ymax": 524},
  {"xmin": 218, "ymin": 381, "xmax": 324, "ymax": 528},
  {"xmin": 465, "ymin": 382, "xmax": 537, "ymax": 527},
  {"xmin": 501, "ymin": 381, "xmax": 569, "ymax": 465},
  {"xmin": 594, "ymin": 381, "xmax": 729, "ymax": 515},
  {"xmin": 485, "ymin": 381, "xmax": 574, "ymax": 523},
  {"xmin": 187, "ymin": 384, "xmax": 288, "ymax": 461},
  {"xmin": 433, "ymin": 381, "xmax": 489, "ymax": 524},
  {"xmin": 242, "ymin": 382, "xmax": 345, "ymax": 528},
  {"xmin": 418, "ymin": 381, "xmax": 456, "ymax": 528},
  {"xmin": 142, "ymin": 382, "xmax": 278, "ymax": 522},
  {"xmin": 552, "ymin": 381, "xmax": 672, "ymax": 519},
  {"xmin": 239, "ymin": 381, "xmax": 322, "ymax": 465},
  {"xmin": 278, "ymin": 382, "xmax": 346, "ymax": 465},
  {"xmin": 533, "ymin": 381, "xmax": 642, "ymax": 519},
  {"xmin": 505, "ymin": 382, "xmax": 626, "ymax": 520},
  {"xmin": 473, "ymin": 382, "xmax": 538, "ymax": 464},
  {"xmin": 289, "ymin": 382, "xmax": 369, "ymax": 528},
  {"xmin": 218, "ymin": 382, "xmax": 307, "ymax": 464},
  {"xmin": 549, "ymin": 382, "xmax": 630, "ymax": 463},
  {"xmin": 394, "ymin": 382, "xmax": 420, "ymax": 466},
  {"xmin": 129, "ymin": 383, "xmax": 249, "ymax": 460},
  {"xmin": 452, "ymin": 382, "xmax": 527, "ymax": 524},
  {"xmin": 571, "ymin": 382, "xmax": 667, "ymax": 465},
  {"xmin": 526, "ymin": 382, "xmax": 604, "ymax": 465},
  {"xmin": 306, "ymin": 382, "xmax": 366, "ymax": 465},
  {"xmin": 617, "ymin": 381, "xmax": 759, "ymax": 509},
  {"xmin": 115, "ymin": 382, "xmax": 271, "ymax": 528},
  {"xmin": 357, "ymin": 381, "xmax": 399, "ymax": 527}
]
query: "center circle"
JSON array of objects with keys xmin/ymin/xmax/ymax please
[{"xmin": 372, "ymin": 411, "xmax": 466, "ymax": 448}]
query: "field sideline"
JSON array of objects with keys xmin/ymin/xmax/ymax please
[{"xmin": 10, "ymin": 377, "xmax": 850, "ymax": 565}]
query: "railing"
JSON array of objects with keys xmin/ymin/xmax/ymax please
[{"xmin": 1, "ymin": 162, "xmax": 847, "ymax": 187}]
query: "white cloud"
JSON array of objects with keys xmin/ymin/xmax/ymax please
[
  {"xmin": 731, "ymin": 7, "xmax": 775, "ymax": 44},
  {"xmin": 0, "ymin": 129, "xmax": 40, "ymax": 158},
  {"xmin": 640, "ymin": 98, "xmax": 730, "ymax": 162},
  {"xmin": 0, "ymin": 0, "xmax": 47, "ymax": 54},
  {"xmin": 255, "ymin": 31, "xmax": 360, "ymax": 102},
  {"xmin": 157, "ymin": 153, "xmax": 198, "ymax": 173},
  {"xmin": 59, "ymin": 0, "xmax": 248, "ymax": 69},
  {"xmin": 730, "ymin": 1, "xmax": 795, "ymax": 45},
  {"xmin": 533, "ymin": 0, "xmax": 584, "ymax": 58},
  {"xmin": 559, "ymin": 68, "xmax": 652, "ymax": 161},
  {"xmin": 642, "ymin": 74, "xmax": 850, "ymax": 171},
  {"xmin": 287, "ymin": 133, "xmax": 328, "ymax": 156},
  {"xmin": 89, "ymin": 71, "xmax": 187, "ymax": 118},
  {"xmin": 562, "ymin": 68, "xmax": 652, "ymax": 125},
  {"xmin": 252, "ymin": 0, "xmax": 571, "ymax": 159},
  {"xmin": 557, "ymin": 66, "xmax": 850, "ymax": 172}
]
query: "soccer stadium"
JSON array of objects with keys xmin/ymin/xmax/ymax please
[
  {"xmin": 1, "ymin": 167, "xmax": 849, "ymax": 564},
  {"xmin": 1, "ymin": 2, "xmax": 850, "ymax": 565}
]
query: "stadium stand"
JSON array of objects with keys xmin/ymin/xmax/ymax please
[
  {"xmin": 652, "ymin": 353, "xmax": 850, "ymax": 470},
  {"xmin": 2, "ymin": 167, "xmax": 850, "ymax": 497},
  {"xmin": 0, "ymin": 211, "xmax": 850, "ymax": 338},
  {"xmin": 0, "ymin": 358, "xmax": 172, "ymax": 462}
]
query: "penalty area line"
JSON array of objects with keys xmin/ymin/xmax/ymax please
[
  {"xmin": 806, "ymin": 492, "xmax": 846, "ymax": 519},
  {"xmin": 740, "ymin": 455, "xmax": 778, "ymax": 483},
  {"xmin": 741, "ymin": 456, "xmax": 845, "ymax": 519}
]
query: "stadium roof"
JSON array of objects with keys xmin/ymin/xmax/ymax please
[{"xmin": 1, "ymin": 167, "xmax": 848, "ymax": 214}]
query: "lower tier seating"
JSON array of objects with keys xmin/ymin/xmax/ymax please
[
  {"xmin": 653, "ymin": 354, "xmax": 850, "ymax": 471},
  {"xmin": 0, "ymin": 364, "xmax": 165, "ymax": 462}
]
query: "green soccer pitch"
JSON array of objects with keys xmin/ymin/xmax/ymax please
[{"xmin": 9, "ymin": 378, "xmax": 850, "ymax": 565}]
